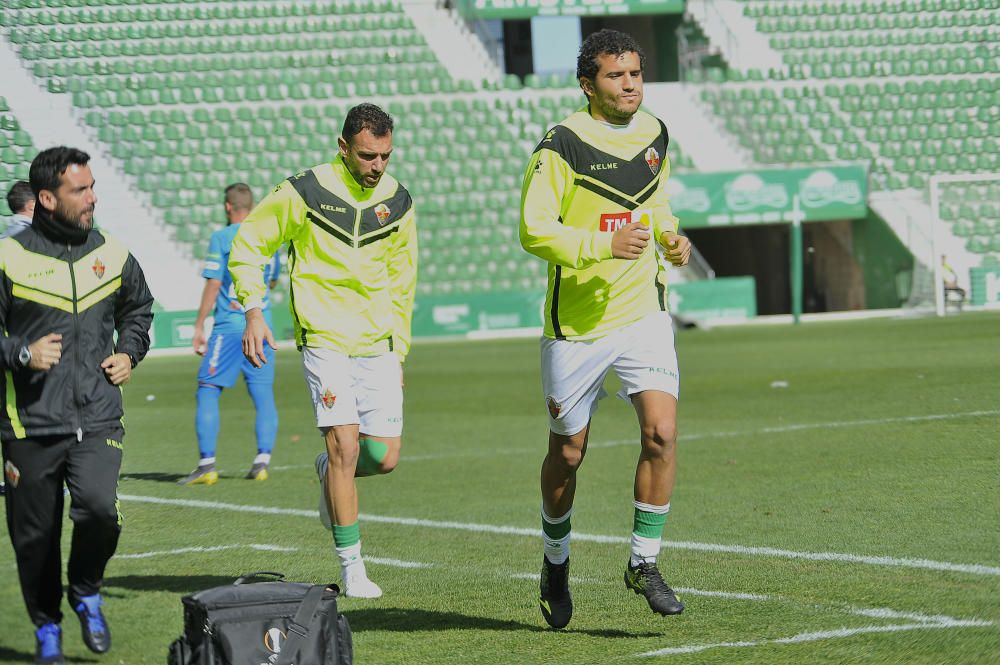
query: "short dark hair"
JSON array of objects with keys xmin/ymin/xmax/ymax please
[
  {"xmin": 6, "ymin": 180, "xmax": 34, "ymax": 215},
  {"xmin": 224, "ymin": 182, "xmax": 253, "ymax": 212},
  {"xmin": 29, "ymin": 146, "xmax": 90, "ymax": 197},
  {"xmin": 342, "ymin": 103, "xmax": 394, "ymax": 141},
  {"xmin": 576, "ymin": 29, "xmax": 646, "ymax": 81}
]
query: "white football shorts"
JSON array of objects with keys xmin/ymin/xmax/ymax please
[
  {"xmin": 301, "ymin": 347, "xmax": 403, "ymax": 437},
  {"xmin": 540, "ymin": 310, "xmax": 679, "ymax": 436}
]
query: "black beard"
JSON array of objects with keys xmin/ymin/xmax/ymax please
[{"xmin": 54, "ymin": 202, "xmax": 93, "ymax": 231}]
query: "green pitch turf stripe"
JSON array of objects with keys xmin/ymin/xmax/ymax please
[
  {"xmin": 118, "ymin": 494, "xmax": 1000, "ymax": 577},
  {"xmin": 588, "ymin": 408, "xmax": 1000, "ymax": 449}
]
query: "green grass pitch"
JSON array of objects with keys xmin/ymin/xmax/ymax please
[{"xmin": 2, "ymin": 312, "xmax": 998, "ymax": 663}]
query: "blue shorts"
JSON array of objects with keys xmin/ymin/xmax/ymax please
[{"xmin": 197, "ymin": 331, "xmax": 275, "ymax": 387}]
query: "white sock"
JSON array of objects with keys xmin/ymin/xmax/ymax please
[
  {"xmin": 336, "ymin": 542, "xmax": 363, "ymax": 572},
  {"xmin": 541, "ymin": 506, "xmax": 571, "ymax": 565},
  {"xmin": 253, "ymin": 453, "xmax": 271, "ymax": 465},
  {"xmin": 630, "ymin": 501, "xmax": 669, "ymax": 567},
  {"xmin": 199, "ymin": 457, "xmax": 216, "ymax": 467},
  {"xmin": 630, "ymin": 533, "xmax": 662, "ymax": 567}
]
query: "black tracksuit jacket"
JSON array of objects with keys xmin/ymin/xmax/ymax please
[{"xmin": 0, "ymin": 209, "xmax": 154, "ymax": 441}]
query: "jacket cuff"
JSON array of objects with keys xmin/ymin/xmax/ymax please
[{"xmin": 2, "ymin": 336, "xmax": 27, "ymax": 369}]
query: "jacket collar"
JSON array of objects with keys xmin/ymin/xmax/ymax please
[
  {"xmin": 333, "ymin": 154, "xmax": 377, "ymax": 201},
  {"xmin": 32, "ymin": 206, "xmax": 91, "ymax": 246}
]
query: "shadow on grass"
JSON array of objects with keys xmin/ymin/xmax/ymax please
[
  {"xmin": 0, "ymin": 646, "xmax": 96, "ymax": 663},
  {"xmin": 345, "ymin": 608, "xmax": 659, "ymax": 638},
  {"xmin": 104, "ymin": 574, "xmax": 237, "ymax": 594},
  {"xmin": 119, "ymin": 472, "xmax": 187, "ymax": 483}
]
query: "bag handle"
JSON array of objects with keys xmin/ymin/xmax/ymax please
[
  {"xmin": 233, "ymin": 571, "xmax": 285, "ymax": 585},
  {"xmin": 274, "ymin": 585, "xmax": 332, "ymax": 665}
]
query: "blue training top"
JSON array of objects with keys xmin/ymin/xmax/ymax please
[{"xmin": 202, "ymin": 224, "xmax": 280, "ymax": 334}]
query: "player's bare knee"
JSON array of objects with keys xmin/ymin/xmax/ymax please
[
  {"xmin": 641, "ymin": 421, "xmax": 677, "ymax": 457},
  {"xmin": 555, "ymin": 443, "xmax": 586, "ymax": 470}
]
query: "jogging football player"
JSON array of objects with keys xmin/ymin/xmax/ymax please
[
  {"xmin": 230, "ymin": 104, "xmax": 417, "ymax": 598},
  {"xmin": 520, "ymin": 29, "xmax": 692, "ymax": 629},
  {"xmin": 180, "ymin": 183, "xmax": 281, "ymax": 485}
]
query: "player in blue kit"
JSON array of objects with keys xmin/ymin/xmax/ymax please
[{"xmin": 180, "ymin": 183, "xmax": 281, "ymax": 485}]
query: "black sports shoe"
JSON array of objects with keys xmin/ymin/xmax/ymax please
[
  {"xmin": 70, "ymin": 594, "xmax": 111, "ymax": 653},
  {"xmin": 624, "ymin": 560, "xmax": 684, "ymax": 616},
  {"xmin": 539, "ymin": 556, "xmax": 572, "ymax": 629}
]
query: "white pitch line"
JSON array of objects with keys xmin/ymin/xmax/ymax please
[
  {"xmin": 364, "ymin": 556, "xmax": 434, "ymax": 569},
  {"xmin": 675, "ymin": 587, "xmax": 772, "ymax": 602},
  {"xmin": 636, "ymin": 619, "xmax": 993, "ymax": 658},
  {"xmin": 659, "ymin": 540, "xmax": 1000, "ymax": 578},
  {"xmin": 117, "ymin": 544, "xmax": 297, "ymax": 559},
  {"xmin": 118, "ymin": 494, "xmax": 1000, "ymax": 577},
  {"xmin": 849, "ymin": 607, "xmax": 977, "ymax": 625}
]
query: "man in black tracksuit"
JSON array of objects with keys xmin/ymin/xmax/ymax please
[{"xmin": 0, "ymin": 147, "xmax": 153, "ymax": 664}]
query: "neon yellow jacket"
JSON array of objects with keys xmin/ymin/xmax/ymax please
[
  {"xmin": 520, "ymin": 108, "xmax": 678, "ymax": 340},
  {"xmin": 230, "ymin": 155, "xmax": 418, "ymax": 359}
]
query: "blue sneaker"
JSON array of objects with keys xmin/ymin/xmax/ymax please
[
  {"xmin": 34, "ymin": 623, "xmax": 64, "ymax": 664},
  {"xmin": 71, "ymin": 593, "xmax": 111, "ymax": 653}
]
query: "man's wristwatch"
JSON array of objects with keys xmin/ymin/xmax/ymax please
[{"xmin": 17, "ymin": 346, "xmax": 31, "ymax": 368}]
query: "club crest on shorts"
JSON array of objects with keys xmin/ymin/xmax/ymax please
[
  {"xmin": 645, "ymin": 147, "xmax": 661, "ymax": 176},
  {"xmin": 92, "ymin": 257, "xmax": 106, "ymax": 279},
  {"xmin": 4, "ymin": 460, "xmax": 20, "ymax": 488},
  {"xmin": 546, "ymin": 396, "xmax": 562, "ymax": 419},
  {"xmin": 321, "ymin": 388, "xmax": 337, "ymax": 409},
  {"xmin": 374, "ymin": 203, "xmax": 390, "ymax": 226},
  {"xmin": 263, "ymin": 627, "xmax": 285, "ymax": 653}
]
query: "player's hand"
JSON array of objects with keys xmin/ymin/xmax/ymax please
[
  {"xmin": 27, "ymin": 333, "xmax": 62, "ymax": 371},
  {"xmin": 192, "ymin": 327, "xmax": 208, "ymax": 356},
  {"xmin": 101, "ymin": 352, "xmax": 132, "ymax": 385},
  {"xmin": 661, "ymin": 232, "xmax": 691, "ymax": 267},
  {"xmin": 611, "ymin": 222, "xmax": 650, "ymax": 260},
  {"xmin": 243, "ymin": 308, "xmax": 276, "ymax": 368}
]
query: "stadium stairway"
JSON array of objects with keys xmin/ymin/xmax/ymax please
[
  {"xmin": 0, "ymin": 36, "xmax": 200, "ymax": 309},
  {"xmin": 643, "ymin": 83, "xmax": 750, "ymax": 172},
  {"xmin": 687, "ymin": 0, "xmax": 784, "ymax": 74},
  {"xmin": 401, "ymin": 0, "xmax": 500, "ymax": 85}
]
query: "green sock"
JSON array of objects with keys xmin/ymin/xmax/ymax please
[
  {"xmin": 632, "ymin": 506, "xmax": 668, "ymax": 539},
  {"xmin": 541, "ymin": 507, "xmax": 571, "ymax": 564},
  {"xmin": 355, "ymin": 438, "xmax": 388, "ymax": 477},
  {"xmin": 332, "ymin": 521, "xmax": 361, "ymax": 548},
  {"xmin": 542, "ymin": 511, "xmax": 572, "ymax": 541}
]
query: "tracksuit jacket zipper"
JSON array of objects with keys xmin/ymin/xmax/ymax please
[{"xmin": 66, "ymin": 243, "xmax": 83, "ymax": 441}]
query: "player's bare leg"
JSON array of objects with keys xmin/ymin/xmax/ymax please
[
  {"xmin": 625, "ymin": 390, "xmax": 684, "ymax": 615},
  {"xmin": 541, "ymin": 424, "xmax": 590, "ymax": 518},
  {"xmin": 318, "ymin": 424, "xmax": 382, "ymax": 598},
  {"xmin": 537, "ymin": 423, "xmax": 590, "ymax": 629}
]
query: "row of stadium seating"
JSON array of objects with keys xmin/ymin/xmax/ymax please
[
  {"xmin": 938, "ymin": 180, "xmax": 1000, "ymax": 255},
  {"xmin": 700, "ymin": 81, "xmax": 999, "ymax": 189},
  {"xmin": 0, "ymin": 101, "xmax": 34, "ymax": 205},
  {"xmin": 753, "ymin": 9, "xmax": 996, "ymax": 32},
  {"xmin": 743, "ymin": 0, "xmax": 997, "ymax": 18},
  {"xmin": 770, "ymin": 27, "xmax": 994, "ymax": 49},
  {"xmin": 2, "ymin": 0, "xmax": 399, "ymax": 19}
]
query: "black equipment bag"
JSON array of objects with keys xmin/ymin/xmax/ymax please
[{"xmin": 167, "ymin": 572, "xmax": 352, "ymax": 665}]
